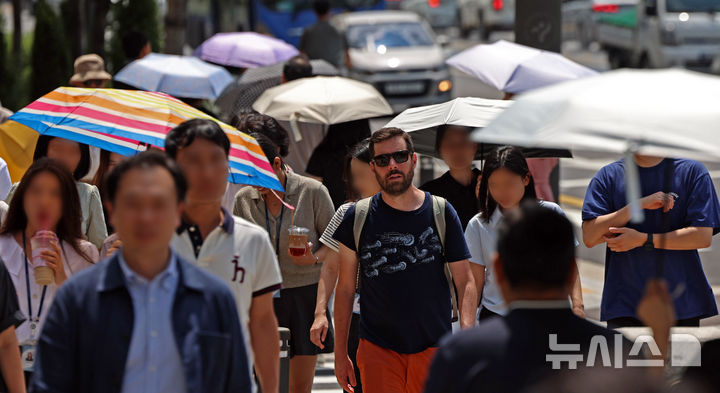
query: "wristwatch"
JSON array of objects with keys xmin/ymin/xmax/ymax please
[{"xmin": 643, "ymin": 233, "xmax": 654, "ymax": 251}]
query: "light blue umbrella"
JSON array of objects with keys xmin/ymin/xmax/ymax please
[{"xmin": 114, "ymin": 53, "xmax": 234, "ymax": 100}]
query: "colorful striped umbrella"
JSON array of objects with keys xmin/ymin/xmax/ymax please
[{"xmin": 9, "ymin": 87, "xmax": 282, "ymax": 191}]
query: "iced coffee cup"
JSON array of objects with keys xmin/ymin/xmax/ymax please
[
  {"xmin": 288, "ymin": 226, "xmax": 310, "ymax": 257},
  {"xmin": 31, "ymin": 230, "xmax": 58, "ymax": 285}
]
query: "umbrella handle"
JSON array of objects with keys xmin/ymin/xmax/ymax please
[
  {"xmin": 289, "ymin": 113, "xmax": 303, "ymax": 143},
  {"xmin": 624, "ymin": 147, "xmax": 644, "ymax": 224}
]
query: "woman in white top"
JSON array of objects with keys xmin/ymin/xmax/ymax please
[
  {"xmin": 5, "ymin": 136, "xmax": 107, "ymax": 249},
  {"xmin": 465, "ymin": 146, "xmax": 584, "ymax": 320},
  {"xmin": 0, "ymin": 158, "xmax": 98, "ymax": 348}
]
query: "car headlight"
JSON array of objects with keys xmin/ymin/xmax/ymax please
[{"xmin": 438, "ymin": 80, "xmax": 452, "ymax": 92}]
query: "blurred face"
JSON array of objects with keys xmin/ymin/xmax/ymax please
[
  {"xmin": 255, "ymin": 156, "xmax": 284, "ymax": 197},
  {"xmin": 438, "ymin": 127, "xmax": 477, "ymax": 170},
  {"xmin": 370, "ymin": 136, "xmax": 416, "ymax": 196},
  {"xmin": 350, "ymin": 158, "xmax": 380, "ymax": 199},
  {"xmin": 47, "ymin": 138, "xmax": 82, "ymax": 174},
  {"xmin": 107, "ymin": 153, "xmax": 124, "ymax": 173},
  {"xmin": 174, "ymin": 138, "xmax": 229, "ymax": 204},
  {"xmin": 487, "ymin": 167, "xmax": 530, "ymax": 210},
  {"xmin": 23, "ymin": 172, "xmax": 63, "ymax": 231},
  {"xmin": 108, "ymin": 167, "xmax": 182, "ymax": 252}
]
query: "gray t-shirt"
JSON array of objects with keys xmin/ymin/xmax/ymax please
[
  {"xmin": 233, "ymin": 171, "xmax": 334, "ymax": 288},
  {"xmin": 299, "ymin": 21, "xmax": 344, "ymax": 67}
]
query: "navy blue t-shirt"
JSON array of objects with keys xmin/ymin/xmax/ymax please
[
  {"xmin": 333, "ymin": 192, "xmax": 471, "ymax": 354},
  {"xmin": 582, "ymin": 158, "xmax": 720, "ymax": 321}
]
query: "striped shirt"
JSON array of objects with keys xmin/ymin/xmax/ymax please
[{"xmin": 320, "ymin": 202, "xmax": 353, "ymax": 252}]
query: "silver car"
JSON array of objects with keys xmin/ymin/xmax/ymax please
[{"xmin": 331, "ymin": 11, "xmax": 453, "ymax": 113}]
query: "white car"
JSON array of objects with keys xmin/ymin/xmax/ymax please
[{"xmin": 331, "ymin": 11, "xmax": 453, "ymax": 113}]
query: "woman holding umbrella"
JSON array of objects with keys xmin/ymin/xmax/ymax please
[{"xmin": 421, "ymin": 126, "xmax": 480, "ymax": 230}]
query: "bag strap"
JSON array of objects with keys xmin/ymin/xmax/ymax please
[
  {"xmin": 432, "ymin": 196, "xmax": 459, "ymax": 322},
  {"xmin": 353, "ymin": 197, "xmax": 373, "ymax": 292}
]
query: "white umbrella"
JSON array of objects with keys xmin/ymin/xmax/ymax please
[
  {"xmin": 472, "ymin": 68, "xmax": 720, "ymax": 222},
  {"xmin": 383, "ymin": 97, "xmax": 571, "ymax": 159},
  {"xmin": 253, "ymin": 76, "xmax": 393, "ymax": 140},
  {"xmin": 446, "ymin": 40, "xmax": 597, "ymax": 94}
]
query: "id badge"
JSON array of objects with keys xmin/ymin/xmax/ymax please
[{"xmin": 20, "ymin": 344, "xmax": 36, "ymax": 371}]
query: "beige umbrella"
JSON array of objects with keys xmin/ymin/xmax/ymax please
[{"xmin": 252, "ymin": 76, "xmax": 393, "ymax": 141}]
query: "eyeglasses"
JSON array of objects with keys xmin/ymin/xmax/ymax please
[{"xmin": 372, "ymin": 150, "xmax": 410, "ymax": 167}]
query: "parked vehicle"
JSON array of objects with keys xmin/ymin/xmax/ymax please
[
  {"xmin": 458, "ymin": 0, "xmax": 515, "ymax": 40},
  {"xmin": 593, "ymin": 0, "xmax": 720, "ymax": 71},
  {"xmin": 331, "ymin": 11, "xmax": 453, "ymax": 112}
]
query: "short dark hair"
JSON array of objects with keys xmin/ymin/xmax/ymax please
[
  {"xmin": 105, "ymin": 151, "xmax": 187, "ymax": 203},
  {"xmin": 369, "ymin": 127, "xmax": 414, "ymax": 158},
  {"xmin": 251, "ymin": 132, "xmax": 281, "ymax": 165},
  {"xmin": 122, "ymin": 30, "xmax": 149, "ymax": 60},
  {"xmin": 313, "ymin": 0, "xmax": 331, "ymax": 16},
  {"xmin": 343, "ymin": 138, "xmax": 372, "ymax": 200},
  {"xmin": 283, "ymin": 55, "xmax": 312, "ymax": 82},
  {"xmin": 235, "ymin": 114, "xmax": 289, "ymax": 157},
  {"xmin": 165, "ymin": 119, "xmax": 230, "ymax": 159},
  {"xmin": 496, "ymin": 202, "xmax": 575, "ymax": 290},
  {"xmin": 33, "ymin": 135, "xmax": 91, "ymax": 181}
]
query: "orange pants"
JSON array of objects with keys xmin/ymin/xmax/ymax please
[{"xmin": 356, "ymin": 339, "xmax": 437, "ymax": 393}]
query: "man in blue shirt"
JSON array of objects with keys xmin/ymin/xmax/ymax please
[
  {"xmin": 30, "ymin": 152, "xmax": 252, "ymax": 393},
  {"xmin": 582, "ymin": 155, "xmax": 720, "ymax": 328}
]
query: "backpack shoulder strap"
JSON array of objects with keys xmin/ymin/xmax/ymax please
[
  {"xmin": 353, "ymin": 197, "xmax": 373, "ymax": 251},
  {"xmin": 431, "ymin": 195, "xmax": 447, "ymax": 250},
  {"xmin": 431, "ymin": 195, "xmax": 459, "ymax": 322}
]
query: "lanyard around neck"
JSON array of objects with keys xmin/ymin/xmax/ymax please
[
  {"xmin": 22, "ymin": 231, "xmax": 48, "ymax": 321},
  {"xmin": 264, "ymin": 174, "xmax": 289, "ymax": 257}
]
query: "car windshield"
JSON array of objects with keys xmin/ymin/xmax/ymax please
[
  {"xmin": 262, "ymin": 0, "xmax": 380, "ymax": 12},
  {"xmin": 666, "ymin": 0, "xmax": 720, "ymax": 12},
  {"xmin": 346, "ymin": 22, "xmax": 435, "ymax": 51}
]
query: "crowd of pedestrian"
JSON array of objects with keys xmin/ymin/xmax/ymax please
[{"xmin": 1, "ymin": 5, "xmax": 720, "ymax": 393}]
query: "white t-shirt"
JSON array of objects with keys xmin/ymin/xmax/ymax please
[
  {"xmin": 0, "ymin": 233, "xmax": 98, "ymax": 343},
  {"xmin": 0, "ymin": 158, "xmax": 10, "ymax": 201},
  {"xmin": 464, "ymin": 201, "xmax": 576, "ymax": 315},
  {"xmin": 171, "ymin": 211, "xmax": 283, "ymax": 375},
  {"xmin": 0, "ymin": 201, "xmax": 8, "ymax": 227}
]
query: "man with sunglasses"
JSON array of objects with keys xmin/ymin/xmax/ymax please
[
  {"xmin": 331, "ymin": 128, "xmax": 477, "ymax": 393},
  {"xmin": 69, "ymin": 54, "xmax": 111, "ymax": 88}
]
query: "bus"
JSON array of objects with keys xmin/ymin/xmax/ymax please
[{"xmin": 250, "ymin": 0, "xmax": 387, "ymax": 47}]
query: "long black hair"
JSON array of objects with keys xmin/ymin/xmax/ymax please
[
  {"xmin": 0, "ymin": 158, "xmax": 92, "ymax": 262},
  {"xmin": 478, "ymin": 146, "xmax": 537, "ymax": 223},
  {"xmin": 343, "ymin": 138, "xmax": 372, "ymax": 202},
  {"xmin": 33, "ymin": 135, "xmax": 91, "ymax": 181}
]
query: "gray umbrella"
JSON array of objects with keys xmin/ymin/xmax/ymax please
[{"xmin": 216, "ymin": 59, "xmax": 339, "ymax": 120}]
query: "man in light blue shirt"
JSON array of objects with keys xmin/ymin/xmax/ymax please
[
  {"xmin": 118, "ymin": 252, "xmax": 185, "ymax": 393},
  {"xmin": 30, "ymin": 152, "xmax": 252, "ymax": 393}
]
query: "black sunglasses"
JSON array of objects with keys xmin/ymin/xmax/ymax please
[{"xmin": 372, "ymin": 150, "xmax": 411, "ymax": 167}]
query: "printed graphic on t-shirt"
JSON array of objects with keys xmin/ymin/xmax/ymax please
[{"xmin": 359, "ymin": 226, "xmax": 442, "ymax": 278}]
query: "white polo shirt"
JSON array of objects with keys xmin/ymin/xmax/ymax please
[{"xmin": 171, "ymin": 208, "xmax": 283, "ymax": 373}]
